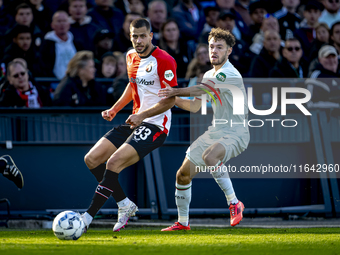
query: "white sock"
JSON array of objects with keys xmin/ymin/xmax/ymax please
[
  {"xmin": 211, "ymin": 161, "xmax": 238, "ymax": 206},
  {"xmin": 117, "ymin": 197, "xmax": 131, "ymax": 208},
  {"xmin": 175, "ymin": 182, "xmax": 192, "ymax": 226},
  {"xmin": 82, "ymin": 212, "xmax": 93, "ymax": 227}
]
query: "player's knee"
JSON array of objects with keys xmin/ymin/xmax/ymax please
[
  {"xmin": 84, "ymin": 153, "xmax": 98, "ymax": 169},
  {"xmin": 176, "ymin": 170, "xmax": 191, "ymax": 184},
  {"xmin": 106, "ymin": 155, "xmax": 123, "ymax": 173}
]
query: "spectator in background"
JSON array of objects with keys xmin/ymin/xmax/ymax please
[
  {"xmin": 93, "ymin": 28, "xmax": 115, "ymax": 68},
  {"xmin": 147, "ymin": 0, "xmax": 167, "ymax": 45},
  {"xmin": 307, "ymin": 45, "xmax": 340, "ymax": 108},
  {"xmin": 40, "ymin": 11, "xmax": 79, "ymax": 79},
  {"xmin": 269, "ymin": 38, "xmax": 306, "ymax": 77},
  {"xmin": 249, "ymin": 30, "xmax": 282, "ymax": 105},
  {"xmin": 110, "ymin": 51, "xmax": 129, "ymax": 105},
  {"xmin": 112, "ymin": 12, "xmax": 142, "ymax": 53},
  {"xmin": 247, "ymin": 0, "xmax": 267, "ymax": 45},
  {"xmin": 274, "ymin": 0, "xmax": 301, "ymax": 40},
  {"xmin": 11, "ymin": 3, "xmax": 43, "ymax": 49},
  {"xmin": 69, "ymin": 0, "xmax": 100, "ymax": 51},
  {"xmin": 96, "ymin": 51, "xmax": 117, "ymax": 78},
  {"xmin": 234, "ymin": 0, "xmax": 252, "ymax": 26},
  {"xmin": 330, "ymin": 21, "xmax": 340, "ymax": 56},
  {"xmin": 172, "ymin": 0, "xmax": 205, "ymax": 41},
  {"xmin": 128, "ymin": 0, "xmax": 146, "ymax": 16},
  {"xmin": 249, "ymin": 30, "xmax": 281, "ymax": 76},
  {"xmin": 216, "ymin": 0, "xmax": 248, "ymax": 40},
  {"xmin": 87, "ymin": 0, "xmax": 124, "ymax": 36},
  {"xmin": 294, "ymin": 1, "xmax": 322, "ymax": 60},
  {"xmin": 201, "ymin": 6, "xmax": 220, "ymax": 35},
  {"xmin": 2, "ymin": 25, "xmax": 41, "ymax": 77},
  {"xmin": 309, "ymin": 22, "xmax": 330, "ymax": 61},
  {"xmin": 159, "ymin": 19, "xmax": 194, "ymax": 78},
  {"xmin": 185, "ymin": 43, "xmax": 210, "ymax": 79},
  {"xmin": 319, "ymin": 0, "xmax": 340, "ymax": 28},
  {"xmin": 53, "ymin": 51, "xmax": 105, "ymax": 106},
  {"xmin": 0, "ymin": 60, "xmax": 51, "ymax": 107},
  {"xmin": 0, "ymin": 0, "xmax": 15, "ymax": 60},
  {"xmin": 249, "ymin": 14, "xmax": 284, "ymax": 55},
  {"xmin": 28, "ymin": 0, "xmax": 53, "ymax": 34}
]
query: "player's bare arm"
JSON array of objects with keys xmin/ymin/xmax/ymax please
[
  {"xmin": 158, "ymin": 80, "xmax": 217, "ymax": 98},
  {"xmin": 175, "ymin": 97, "xmax": 201, "ymax": 113},
  {"xmin": 102, "ymin": 83, "xmax": 133, "ymax": 121},
  {"xmin": 126, "ymin": 96, "xmax": 176, "ymax": 128}
]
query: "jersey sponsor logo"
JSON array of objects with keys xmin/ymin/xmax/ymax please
[
  {"xmin": 164, "ymin": 70, "xmax": 174, "ymax": 81},
  {"xmin": 216, "ymin": 72, "xmax": 226, "ymax": 82},
  {"xmin": 146, "ymin": 62, "xmax": 153, "ymax": 72},
  {"xmin": 129, "ymin": 77, "xmax": 154, "ymax": 85}
]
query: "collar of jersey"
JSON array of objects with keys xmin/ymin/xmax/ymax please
[{"xmin": 139, "ymin": 46, "xmax": 157, "ymax": 59}]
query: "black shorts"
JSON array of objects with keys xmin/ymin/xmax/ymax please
[{"xmin": 103, "ymin": 122, "xmax": 167, "ymax": 159}]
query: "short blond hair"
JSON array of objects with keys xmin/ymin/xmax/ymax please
[{"xmin": 66, "ymin": 51, "xmax": 93, "ymax": 77}]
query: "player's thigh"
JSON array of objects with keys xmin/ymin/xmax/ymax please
[
  {"xmin": 202, "ymin": 142, "xmax": 226, "ymax": 165},
  {"xmin": 107, "ymin": 143, "xmax": 140, "ymax": 173},
  {"xmin": 85, "ymin": 137, "xmax": 118, "ymax": 166}
]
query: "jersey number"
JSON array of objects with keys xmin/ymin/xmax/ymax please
[{"xmin": 134, "ymin": 126, "xmax": 152, "ymax": 140}]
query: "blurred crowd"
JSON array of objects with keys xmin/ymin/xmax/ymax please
[{"xmin": 0, "ymin": 0, "xmax": 339, "ymax": 108}]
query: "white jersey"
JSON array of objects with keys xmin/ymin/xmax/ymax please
[{"xmin": 200, "ymin": 59, "xmax": 250, "ymax": 149}]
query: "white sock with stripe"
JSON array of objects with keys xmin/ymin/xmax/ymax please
[
  {"xmin": 211, "ymin": 161, "xmax": 238, "ymax": 205},
  {"xmin": 175, "ymin": 182, "xmax": 192, "ymax": 226}
]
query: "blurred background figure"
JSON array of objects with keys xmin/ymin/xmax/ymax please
[
  {"xmin": 40, "ymin": 11, "xmax": 80, "ymax": 79},
  {"xmin": 294, "ymin": 1, "xmax": 322, "ymax": 61},
  {"xmin": 274, "ymin": 0, "xmax": 301, "ymax": 40},
  {"xmin": 269, "ymin": 37, "xmax": 306, "ymax": 78},
  {"xmin": 172, "ymin": 0, "xmax": 205, "ymax": 41},
  {"xmin": 309, "ymin": 22, "xmax": 330, "ymax": 61},
  {"xmin": 0, "ymin": 59, "xmax": 51, "ymax": 107},
  {"xmin": 53, "ymin": 51, "xmax": 105, "ymax": 106},
  {"xmin": 96, "ymin": 51, "xmax": 117, "ymax": 78},
  {"xmin": 319, "ymin": 0, "xmax": 340, "ymax": 28},
  {"xmin": 112, "ymin": 12, "xmax": 142, "ymax": 53},
  {"xmin": 28, "ymin": 0, "xmax": 53, "ymax": 34},
  {"xmin": 93, "ymin": 28, "xmax": 115, "ymax": 67},
  {"xmin": 330, "ymin": 21, "xmax": 340, "ymax": 56},
  {"xmin": 87, "ymin": 0, "xmax": 124, "ymax": 37},
  {"xmin": 185, "ymin": 43, "xmax": 210, "ymax": 79},
  {"xmin": 128, "ymin": 0, "xmax": 146, "ymax": 16},
  {"xmin": 2, "ymin": 25, "xmax": 41, "ymax": 77},
  {"xmin": 69, "ymin": 0, "xmax": 100, "ymax": 51},
  {"xmin": 147, "ymin": 0, "xmax": 167, "ymax": 45},
  {"xmin": 247, "ymin": 0, "xmax": 267, "ymax": 45},
  {"xmin": 200, "ymin": 6, "xmax": 220, "ymax": 35},
  {"xmin": 159, "ymin": 18, "xmax": 194, "ymax": 78}
]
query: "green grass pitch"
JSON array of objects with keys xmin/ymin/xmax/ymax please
[{"xmin": 1, "ymin": 227, "xmax": 340, "ymax": 255}]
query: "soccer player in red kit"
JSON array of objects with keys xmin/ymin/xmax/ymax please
[{"xmin": 80, "ymin": 18, "xmax": 177, "ymax": 232}]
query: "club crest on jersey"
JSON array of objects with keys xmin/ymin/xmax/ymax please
[
  {"xmin": 164, "ymin": 70, "xmax": 174, "ymax": 81},
  {"xmin": 216, "ymin": 72, "xmax": 226, "ymax": 82},
  {"xmin": 146, "ymin": 63, "xmax": 152, "ymax": 72}
]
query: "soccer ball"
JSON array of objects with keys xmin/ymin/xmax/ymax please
[{"xmin": 52, "ymin": 211, "xmax": 85, "ymax": 240}]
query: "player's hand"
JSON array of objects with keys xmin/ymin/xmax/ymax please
[
  {"xmin": 126, "ymin": 113, "xmax": 144, "ymax": 129},
  {"xmin": 101, "ymin": 109, "xmax": 116, "ymax": 121},
  {"xmin": 158, "ymin": 81, "xmax": 176, "ymax": 98}
]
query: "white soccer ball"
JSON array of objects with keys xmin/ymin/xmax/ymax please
[{"xmin": 52, "ymin": 211, "xmax": 85, "ymax": 240}]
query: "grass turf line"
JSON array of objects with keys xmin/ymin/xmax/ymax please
[{"xmin": 0, "ymin": 227, "xmax": 340, "ymax": 255}]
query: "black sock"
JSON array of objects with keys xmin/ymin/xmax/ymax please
[
  {"xmin": 87, "ymin": 170, "xmax": 127, "ymax": 217},
  {"xmin": 90, "ymin": 164, "xmax": 106, "ymax": 182},
  {"xmin": 0, "ymin": 159, "xmax": 6, "ymax": 174}
]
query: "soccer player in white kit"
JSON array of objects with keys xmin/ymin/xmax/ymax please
[{"xmin": 158, "ymin": 27, "xmax": 250, "ymax": 230}]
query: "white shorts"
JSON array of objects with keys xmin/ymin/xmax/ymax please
[{"xmin": 186, "ymin": 130, "xmax": 248, "ymax": 167}]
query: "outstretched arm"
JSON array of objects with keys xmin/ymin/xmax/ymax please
[
  {"xmin": 102, "ymin": 83, "xmax": 132, "ymax": 121},
  {"xmin": 174, "ymin": 97, "xmax": 202, "ymax": 113},
  {"xmin": 158, "ymin": 80, "xmax": 216, "ymax": 97}
]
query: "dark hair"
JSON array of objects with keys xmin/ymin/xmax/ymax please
[
  {"xmin": 15, "ymin": 3, "xmax": 33, "ymax": 15},
  {"xmin": 7, "ymin": 60, "xmax": 27, "ymax": 77},
  {"xmin": 69, "ymin": 0, "xmax": 87, "ymax": 5},
  {"xmin": 285, "ymin": 37, "xmax": 300, "ymax": 44},
  {"xmin": 204, "ymin": 6, "xmax": 220, "ymax": 17},
  {"xmin": 208, "ymin": 27, "xmax": 235, "ymax": 48},
  {"xmin": 330, "ymin": 21, "xmax": 340, "ymax": 36},
  {"xmin": 11, "ymin": 25, "xmax": 32, "ymax": 38},
  {"xmin": 130, "ymin": 18, "xmax": 150, "ymax": 31},
  {"xmin": 125, "ymin": 12, "xmax": 143, "ymax": 21}
]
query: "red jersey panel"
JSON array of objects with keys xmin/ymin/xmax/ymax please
[{"xmin": 126, "ymin": 47, "xmax": 177, "ymax": 134}]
